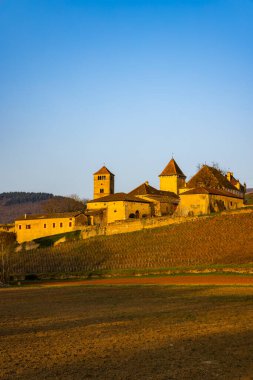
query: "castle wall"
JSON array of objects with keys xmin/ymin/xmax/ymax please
[
  {"xmin": 81, "ymin": 214, "xmax": 199, "ymax": 240},
  {"xmin": 178, "ymin": 193, "xmax": 244, "ymax": 216},
  {"xmin": 87, "ymin": 200, "xmax": 151, "ymax": 224},
  {"xmin": 177, "ymin": 194, "xmax": 210, "ymax": 216},
  {"xmin": 160, "ymin": 176, "xmax": 185, "ymax": 194},
  {"xmin": 160, "ymin": 176, "xmax": 178, "ymax": 194}
]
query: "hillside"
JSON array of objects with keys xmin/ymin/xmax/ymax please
[
  {"xmin": 0, "ymin": 192, "xmax": 85, "ymax": 223},
  {"xmin": 9, "ymin": 210, "xmax": 253, "ymax": 278},
  {"xmin": 245, "ymin": 192, "xmax": 253, "ymax": 205}
]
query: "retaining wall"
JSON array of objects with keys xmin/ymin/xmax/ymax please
[{"xmin": 81, "ymin": 214, "xmax": 200, "ymax": 240}]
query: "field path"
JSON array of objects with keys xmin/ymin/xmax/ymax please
[{"xmin": 28, "ymin": 274, "xmax": 253, "ymax": 287}]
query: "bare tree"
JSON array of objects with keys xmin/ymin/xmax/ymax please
[{"xmin": 42, "ymin": 196, "xmax": 85, "ymax": 213}]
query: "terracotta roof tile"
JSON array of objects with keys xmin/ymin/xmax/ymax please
[
  {"xmin": 187, "ymin": 165, "xmax": 238, "ymax": 192},
  {"xmin": 93, "ymin": 166, "xmax": 114, "ymax": 176},
  {"xmin": 181, "ymin": 187, "xmax": 243, "ymax": 199},
  {"xmin": 88, "ymin": 192, "xmax": 151, "ymax": 204},
  {"xmin": 15, "ymin": 212, "xmax": 83, "ymax": 221},
  {"xmin": 159, "ymin": 158, "xmax": 186, "ymax": 177},
  {"xmin": 129, "ymin": 182, "xmax": 179, "ymax": 198}
]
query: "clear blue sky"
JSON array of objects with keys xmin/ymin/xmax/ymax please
[{"xmin": 1, "ymin": 0, "xmax": 253, "ymax": 199}]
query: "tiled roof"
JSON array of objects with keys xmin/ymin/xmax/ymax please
[
  {"xmin": 159, "ymin": 158, "xmax": 186, "ymax": 177},
  {"xmin": 129, "ymin": 182, "xmax": 179, "ymax": 198},
  {"xmin": 144, "ymin": 194, "xmax": 180, "ymax": 203},
  {"xmin": 15, "ymin": 212, "xmax": 83, "ymax": 221},
  {"xmin": 88, "ymin": 192, "xmax": 151, "ymax": 204},
  {"xmin": 228, "ymin": 175, "xmax": 245, "ymax": 192},
  {"xmin": 85, "ymin": 209, "xmax": 106, "ymax": 216},
  {"xmin": 180, "ymin": 187, "xmax": 243, "ymax": 199},
  {"xmin": 187, "ymin": 165, "xmax": 238, "ymax": 192},
  {"xmin": 93, "ymin": 166, "xmax": 114, "ymax": 176}
]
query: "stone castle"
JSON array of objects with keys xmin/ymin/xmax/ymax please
[
  {"xmin": 14, "ymin": 158, "xmax": 246, "ymax": 243},
  {"xmin": 86, "ymin": 158, "xmax": 245, "ymax": 224}
]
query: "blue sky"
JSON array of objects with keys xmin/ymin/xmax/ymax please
[{"xmin": 1, "ymin": 0, "xmax": 253, "ymax": 199}]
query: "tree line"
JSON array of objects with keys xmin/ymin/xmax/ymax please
[{"xmin": 0, "ymin": 192, "xmax": 54, "ymax": 206}]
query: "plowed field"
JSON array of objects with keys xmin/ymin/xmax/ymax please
[{"xmin": 1, "ymin": 284, "xmax": 253, "ymax": 379}]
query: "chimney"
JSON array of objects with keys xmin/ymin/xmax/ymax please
[
  {"xmin": 226, "ymin": 172, "xmax": 233, "ymax": 182},
  {"xmin": 24, "ymin": 214, "xmax": 27, "ymax": 219}
]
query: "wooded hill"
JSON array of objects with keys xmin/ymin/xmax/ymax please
[{"xmin": 0, "ymin": 192, "xmax": 86, "ymax": 224}]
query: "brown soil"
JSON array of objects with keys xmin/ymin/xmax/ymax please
[
  {"xmin": 32, "ymin": 274, "xmax": 253, "ymax": 287},
  {"xmin": 0, "ymin": 284, "xmax": 253, "ymax": 379}
]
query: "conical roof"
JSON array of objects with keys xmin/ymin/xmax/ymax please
[
  {"xmin": 159, "ymin": 158, "xmax": 185, "ymax": 177},
  {"xmin": 93, "ymin": 166, "xmax": 114, "ymax": 176}
]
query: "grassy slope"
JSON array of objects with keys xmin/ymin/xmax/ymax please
[
  {"xmin": 245, "ymin": 192, "xmax": 253, "ymax": 205},
  {"xmin": 9, "ymin": 210, "xmax": 253, "ymax": 278}
]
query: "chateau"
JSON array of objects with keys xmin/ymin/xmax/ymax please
[
  {"xmin": 14, "ymin": 158, "xmax": 245, "ymax": 243},
  {"xmin": 86, "ymin": 158, "xmax": 245, "ymax": 224}
]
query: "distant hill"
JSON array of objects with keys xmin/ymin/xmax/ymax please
[
  {"xmin": 246, "ymin": 188, "xmax": 253, "ymax": 193},
  {"xmin": 0, "ymin": 192, "xmax": 86, "ymax": 223}
]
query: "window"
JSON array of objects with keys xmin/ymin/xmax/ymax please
[
  {"xmin": 114, "ymin": 210, "xmax": 117, "ymax": 213},
  {"xmin": 44, "ymin": 224, "xmax": 47, "ymax": 228},
  {"xmin": 53, "ymin": 223, "xmax": 56, "ymax": 228},
  {"xmin": 19, "ymin": 225, "xmax": 22, "ymax": 230},
  {"xmin": 69, "ymin": 222, "xmax": 72, "ymax": 227},
  {"xmin": 98, "ymin": 175, "xmax": 106, "ymax": 180},
  {"xmin": 60, "ymin": 222, "xmax": 63, "ymax": 228},
  {"xmin": 26, "ymin": 225, "xmax": 31, "ymax": 229},
  {"xmin": 100, "ymin": 189, "xmax": 104, "ymax": 193}
]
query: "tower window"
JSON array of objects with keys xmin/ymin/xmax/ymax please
[
  {"xmin": 60, "ymin": 222, "xmax": 63, "ymax": 228},
  {"xmin": 44, "ymin": 224, "xmax": 47, "ymax": 228},
  {"xmin": 100, "ymin": 189, "xmax": 104, "ymax": 193}
]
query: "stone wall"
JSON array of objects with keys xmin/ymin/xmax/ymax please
[{"xmin": 81, "ymin": 214, "xmax": 199, "ymax": 240}]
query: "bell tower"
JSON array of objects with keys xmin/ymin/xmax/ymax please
[{"xmin": 93, "ymin": 166, "xmax": 115, "ymax": 199}]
